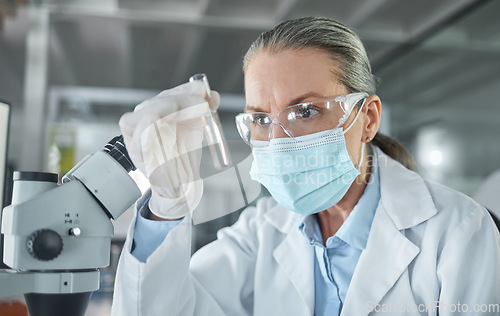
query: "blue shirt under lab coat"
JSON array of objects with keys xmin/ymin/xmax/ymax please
[{"xmin": 300, "ymin": 149, "xmax": 380, "ymax": 315}]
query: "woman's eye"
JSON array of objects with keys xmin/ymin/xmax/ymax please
[
  {"xmin": 252, "ymin": 115, "xmax": 271, "ymax": 126},
  {"xmin": 296, "ymin": 107, "xmax": 319, "ymax": 119}
]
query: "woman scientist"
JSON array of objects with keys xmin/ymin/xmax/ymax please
[{"xmin": 112, "ymin": 17, "xmax": 500, "ymax": 315}]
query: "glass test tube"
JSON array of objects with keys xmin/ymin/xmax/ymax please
[{"xmin": 189, "ymin": 74, "xmax": 232, "ymax": 170}]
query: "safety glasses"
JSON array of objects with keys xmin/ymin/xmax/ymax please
[{"xmin": 235, "ymin": 92, "xmax": 368, "ymax": 146}]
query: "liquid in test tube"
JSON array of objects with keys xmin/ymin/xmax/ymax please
[{"xmin": 189, "ymin": 74, "xmax": 232, "ymax": 170}]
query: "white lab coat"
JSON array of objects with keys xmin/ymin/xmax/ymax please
[{"xmin": 111, "ymin": 148, "xmax": 500, "ymax": 315}]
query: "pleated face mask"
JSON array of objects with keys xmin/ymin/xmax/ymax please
[{"xmin": 248, "ymin": 97, "xmax": 366, "ymax": 216}]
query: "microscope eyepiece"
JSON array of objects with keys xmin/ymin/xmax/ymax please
[{"xmin": 102, "ymin": 136, "xmax": 136, "ymax": 173}]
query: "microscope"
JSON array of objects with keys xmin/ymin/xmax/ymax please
[{"xmin": 0, "ymin": 136, "xmax": 141, "ymax": 316}]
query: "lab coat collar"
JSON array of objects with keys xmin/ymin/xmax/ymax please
[
  {"xmin": 264, "ymin": 198, "xmax": 315, "ymax": 314},
  {"xmin": 375, "ymin": 147, "xmax": 438, "ymax": 229},
  {"xmin": 341, "ymin": 202, "xmax": 421, "ymax": 316},
  {"xmin": 264, "ymin": 200, "xmax": 302, "ymax": 234},
  {"xmin": 272, "ymin": 221, "xmax": 315, "ymax": 315},
  {"xmin": 341, "ymin": 148, "xmax": 438, "ymax": 315}
]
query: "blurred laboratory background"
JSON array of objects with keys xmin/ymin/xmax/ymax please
[{"xmin": 1, "ymin": 0, "xmax": 499, "ymax": 314}]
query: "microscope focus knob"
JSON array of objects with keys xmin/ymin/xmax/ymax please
[{"xmin": 27, "ymin": 229, "xmax": 63, "ymax": 261}]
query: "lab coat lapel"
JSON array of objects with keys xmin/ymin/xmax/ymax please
[
  {"xmin": 265, "ymin": 206, "xmax": 315, "ymax": 315},
  {"xmin": 341, "ymin": 148, "xmax": 437, "ymax": 315},
  {"xmin": 341, "ymin": 204, "xmax": 420, "ymax": 315},
  {"xmin": 375, "ymin": 148, "xmax": 438, "ymax": 230}
]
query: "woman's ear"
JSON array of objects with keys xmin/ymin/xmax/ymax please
[{"xmin": 362, "ymin": 95, "xmax": 382, "ymax": 142}]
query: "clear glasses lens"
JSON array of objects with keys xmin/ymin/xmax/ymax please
[{"xmin": 236, "ymin": 93, "xmax": 367, "ymax": 145}]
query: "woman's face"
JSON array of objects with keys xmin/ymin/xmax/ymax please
[{"xmin": 244, "ymin": 47, "xmax": 367, "ymax": 166}]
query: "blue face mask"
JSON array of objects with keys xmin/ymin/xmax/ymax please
[{"xmin": 249, "ymin": 116, "xmax": 365, "ymax": 216}]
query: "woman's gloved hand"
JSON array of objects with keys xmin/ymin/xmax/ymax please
[{"xmin": 119, "ymin": 81, "xmax": 220, "ymax": 219}]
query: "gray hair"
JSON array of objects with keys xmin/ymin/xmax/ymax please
[{"xmin": 243, "ymin": 16, "xmax": 377, "ymax": 95}]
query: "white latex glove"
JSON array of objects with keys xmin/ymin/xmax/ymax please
[{"xmin": 119, "ymin": 81, "xmax": 220, "ymax": 219}]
